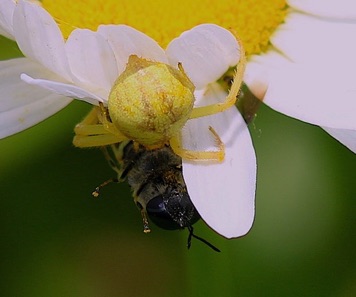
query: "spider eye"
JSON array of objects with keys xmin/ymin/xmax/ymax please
[{"xmin": 146, "ymin": 196, "xmax": 181, "ymax": 230}]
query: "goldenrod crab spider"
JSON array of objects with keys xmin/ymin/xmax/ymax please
[{"xmin": 73, "ymin": 37, "xmax": 246, "ymax": 162}]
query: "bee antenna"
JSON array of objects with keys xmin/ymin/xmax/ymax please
[{"xmin": 187, "ymin": 226, "xmax": 221, "ymax": 252}]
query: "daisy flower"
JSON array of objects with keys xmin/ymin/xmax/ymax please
[
  {"xmin": 0, "ymin": 0, "xmax": 256, "ymax": 239},
  {"xmin": 244, "ymin": 0, "xmax": 356, "ymax": 153},
  {"xmin": 37, "ymin": 0, "xmax": 356, "ymax": 153}
]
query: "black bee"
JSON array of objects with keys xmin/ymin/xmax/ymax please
[{"xmin": 93, "ymin": 141, "xmax": 219, "ymax": 252}]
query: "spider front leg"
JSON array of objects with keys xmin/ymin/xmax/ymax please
[
  {"xmin": 97, "ymin": 102, "xmax": 125, "ymax": 136},
  {"xmin": 170, "ymin": 126, "xmax": 225, "ymax": 162},
  {"xmin": 189, "ymin": 37, "xmax": 246, "ymax": 120},
  {"xmin": 73, "ymin": 105, "xmax": 128, "ymax": 148},
  {"xmin": 177, "ymin": 38, "xmax": 246, "ymax": 162}
]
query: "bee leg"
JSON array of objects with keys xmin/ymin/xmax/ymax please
[
  {"xmin": 140, "ymin": 209, "xmax": 151, "ymax": 233},
  {"xmin": 92, "ymin": 178, "xmax": 119, "ymax": 197},
  {"xmin": 134, "ymin": 197, "xmax": 151, "ymax": 233},
  {"xmin": 170, "ymin": 126, "xmax": 225, "ymax": 162},
  {"xmin": 189, "ymin": 36, "xmax": 246, "ymax": 119},
  {"xmin": 100, "ymin": 146, "xmax": 121, "ymax": 175}
]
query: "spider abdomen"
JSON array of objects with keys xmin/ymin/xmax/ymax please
[{"xmin": 108, "ymin": 55, "xmax": 195, "ymax": 148}]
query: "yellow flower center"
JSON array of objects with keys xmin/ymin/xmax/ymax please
[{"xmin": 41, "ymin": 0, "xmax": 287, "ymax": 56}]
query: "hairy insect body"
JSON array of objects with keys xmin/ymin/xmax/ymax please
[{"xmin": 111, "ymin": 141, "xmax": 200, "ymax": 230}]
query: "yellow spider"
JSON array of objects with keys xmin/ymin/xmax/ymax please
[{"xmin": 73, "ymin": 37, "xmax": 246, "ymax": 161}]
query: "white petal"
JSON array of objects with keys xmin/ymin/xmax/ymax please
[
  {"xmin": 12, "ymin": 0, "xmax": 71, "ymax": 80},
  {"xmin": 21, "ymin": 74, "xmax": 103, "ymax": 105},
  {"xmin": 0, "ymin": 0, "xmax": 15, "ymax": 40},
  {"xmin": 322, "ymin": 126, "xmax": 356, "ymax": 153},
  {"xmin": 0, "ymin": 59, "xmax": 71, "ymax": 138},
  {"xmin": 261, "ymin": 64, "xmax": 356, "ymax": 130},
  {"xmin": 166, "ymin": 24, "xmax": 240, "ymax": 89},
  {"xmin": 288, "ymin": 0, "xmax": 356, "ymax": 20},
  {"xmin": 65, "ymin": 29, "xmax": 118, "ymax": 95},
  {"xmin": 271, "ymin": 12, "xmax": 356, "ymax": 66},
  {"xmin": 97, "ymin": 25, "xmax": 167, "ymax": 74},
  {"xmin": 182, "ymin": 84, "xmax": 256, "ymax": 238},
  {"xmin": 0, "ymin": 58, "xmax": 42, "ymax": 111},
  {"xmin": 0, "ymin": 93, "xmax": 72, "ymax": 138},
  {"xmin": 245, "ymin": 49, "xmax": 291, "ymax": 99}
]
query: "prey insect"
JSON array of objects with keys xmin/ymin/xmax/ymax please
[{"xmin": 93, "ymin": 135, "xmax": 220, "ymax": 251}]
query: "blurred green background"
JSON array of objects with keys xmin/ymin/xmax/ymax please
[{"xmin": 1, "ymin": 35, "xmax": 355, "ymax": 297}]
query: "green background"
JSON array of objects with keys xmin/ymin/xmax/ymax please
[{"xmin": 1, "ymin": 35, "xmax": 355, "ymax": 297}]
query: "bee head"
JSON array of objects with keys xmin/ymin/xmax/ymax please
[
  {"xmin": 145, "ymin": 189, "xmax": 220, "ymax": 252},
  {"xmin": 145, "ymin": 186, "xmax": 200, "ymax": 230}
]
